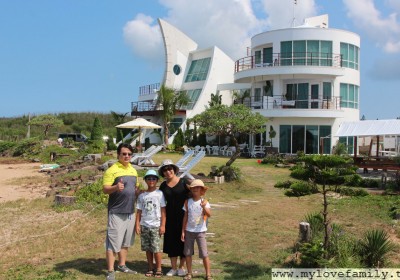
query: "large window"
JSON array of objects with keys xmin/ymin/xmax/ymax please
[
  {"xmin": 286, "ymin": 83, "xmax": 309, "ymax": 108},
  {"xmin": 185, "ymin": 89, "xmax": 202, "ymax": 109},
  {"xmin": 263, "ymin": 47, "xmax": 273, "ymax": 64},
  {"xmin": 254, "ymin": 88, "xmax": 262, "ymax": 102},
  {"xmin": 185, "ymin": 58, "xmax": 211, "ymax": 82},
  {"xmin": 280, "ymin": 40, "xmax": 333, "ymax": 66},
  {"xmin": 255, "ymin": 50, "xmax": 262, "ymax": 65},
  {"xmin": 340, "ymin": 43, "xmax": 359, "ymax": 70},
  {"xmin": 340, "ymin": 83, "xmax": 359, "ymax": 109},
  {"xmin": 279, "ymin": 125, "xmax": 331, "ymax": 154}
]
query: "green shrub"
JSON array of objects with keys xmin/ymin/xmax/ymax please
[
  {"xmin": 297, "ymin": 242, "xmax": 326, "ymax": 268},
  {"xmin": 106, "ymin": 137, "xmax": 117, "ymax": 151},
  {"xmin": 290, "ymin": 166, "xmax": 313, "ymax": 181},
  {"xmin": 304, "ymin": 212, "xmax": 324, "ymax": 240},
  {"xmin": 337, "ymin": 186, "xmax": 369, "ymax": 197},
  {"xmin": 75, "ymin": 179, "xmax": 108, "ymax": 206},
  {"xmin": 344, "ymin": 174, "xmax": 363, "ymax": 187},
  {"xmin": 285, "ymin": 181, "xmax": 318, "ymax": 197},
  {"xmin": 358, "ymin": 229, "xmax": 394, "ymax": 267},
  {"xmin": 0, "ymin": 141, "xmax": 16, "ymax": 153},
  {"xmin": 274, "ymin": 180, "xmax": 293, "ymax": 189},
  {"xmin": 12, "ymin": 137, "xmax": 41, "ymax": 157},
  {"xmin": 262, "ymin": 154, "xmax": 281, "ymax": 165},
  {"xmin": 360, "ymin": 178, "xmax": 380, "ymax": 188}
]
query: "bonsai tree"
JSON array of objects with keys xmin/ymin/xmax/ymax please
[{"xmin": 29, "ymin": 114, "xmax": 63, "ymax": 139}]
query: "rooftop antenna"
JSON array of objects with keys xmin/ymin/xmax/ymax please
[{"xmin": 292, "ymin": 0, "xmax": 297, "ymax": 27}]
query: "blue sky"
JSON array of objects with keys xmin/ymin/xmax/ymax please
[{"xmin": 1, "ymin": 0, "xmax": 399, "ymax": 120}]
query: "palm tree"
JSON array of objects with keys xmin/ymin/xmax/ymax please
[
  {"xmin": 155, "ymin": 85, "xmax": 190, "ymax": 146},
  {"xmin": 232, "ymin": 89, "xmax": 250, "ymax": 104},
  {"xmin": 208, "ymin": 92, "xmax": 222, "ymax": 107}
]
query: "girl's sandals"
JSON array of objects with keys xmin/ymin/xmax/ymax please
[
  {"xmin": 205, "ymin": 275, "xmax": 214, "ymax": 280},
  {"xmin": 154, "ymin": 270, "xmax": 163, "ymax": 278},
  {"xmin": 145, "ymin": 269, "xmax": 154, "ymax": 277},
  {"xmin": 183, "ymin": 273, "xmax": 193, "ymax": 280}
]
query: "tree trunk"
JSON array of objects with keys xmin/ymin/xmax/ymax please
[
  {"xmin": 164, "ymin": 124, "xmax": 169, "ymax": 146},
  {"xmin": 226, "ymin": 139, "xmax": 240, "ymax": 166},
  {"xmin": 322, "ymin": 183, "xmax": 329, "ymax": 258}
]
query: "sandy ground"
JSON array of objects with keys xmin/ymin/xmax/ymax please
[{"xmin": 0, "ymin": 162, "xmax": 49, "ymax": 202}]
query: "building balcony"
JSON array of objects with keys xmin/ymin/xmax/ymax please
[
  {"xmin": 240, "ymin": 95, "xmax": 344, "ymax": 118},
  {"xmin": 131, "ymin": 101, "xmax": 187, "ymax": 117},
  {"xmin": 235, "ymin": 52, "xmax": 342, "ymax": 73},
  {"xmin": 139, "ymin": 83, "xmax": 160, "ymax": 96}
]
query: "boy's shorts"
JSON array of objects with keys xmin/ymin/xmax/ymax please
[
  {"xmin": 105, "ymin": 213, "xmax": 136, "ymax": 252},
  {"xmin": 140, "ymin": 225, "xmax": 162, "ymax": 253},
  {"xmin": 183, "ymin": 231, "xmax": 208, "ymax": 258}
]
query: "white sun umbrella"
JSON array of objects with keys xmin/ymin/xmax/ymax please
[{"xmin": 116, "ymin": 118, "xmax": 161, "ymax": 150}]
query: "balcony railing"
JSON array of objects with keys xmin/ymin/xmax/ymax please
[
  {"xmin": 139, "ymin": 83, "xmax": 160, "ymax": 96},
  {"xmin": 238, "ymin": 95, "xmax": 341, "ymax": 110},
  {"xmin": 131, "ymin": 101, "xmax": 158, "ymax": 113},
  {"xmin": 235, "ymin": 52, "xmax": 342, "ymax": 72}
]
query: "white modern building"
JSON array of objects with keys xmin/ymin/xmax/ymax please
[{"xmin": 131, "ymin": 15, "xmax": 361, "ymax": 154}]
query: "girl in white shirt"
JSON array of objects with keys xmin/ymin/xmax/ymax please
[{"xmin": 181, "ymin": 179, "xmax": 212, "ymax": 280}]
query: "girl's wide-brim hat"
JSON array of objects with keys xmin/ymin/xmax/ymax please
[
  {"xmin": 187, "ymin": 179, "xmax": 208, "ymax": 191},
  {"xmin": 158, "ymin": 159, "xmax": 179, "ymax": 177}
]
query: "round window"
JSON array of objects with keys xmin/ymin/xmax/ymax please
[{"xmin": 173, "ymin": 64, "xmax": 181, "ymax": 75}]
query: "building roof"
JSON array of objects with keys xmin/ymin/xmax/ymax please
[{"xmin": 336, "ymin": 119, "xmax": 400, "ymax": 137}]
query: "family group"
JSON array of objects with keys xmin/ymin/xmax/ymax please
[{"xmin": 102, "ymin": 143, "xmax": 213, "ymax": 280}]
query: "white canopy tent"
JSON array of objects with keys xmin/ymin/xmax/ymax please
[
  {"xmin": 336, "ymin": 119, "xmax": 400, "ymax": 157},
  {"xmin": 336, "ymin": 119, "xmax": 400, "ymax": 137}
]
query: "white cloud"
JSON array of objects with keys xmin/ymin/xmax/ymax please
[
  {"xmin": 123, "ymin": 14, "xmax": 163, "ymax": 63},
  {"xmin": 343, "ymin": 0, "xmax": 400, "ymax": 53},
  {"xmin": 261, "ymin": 0, "xmax": 318, "ymax": 29},
  {"xmin": 123, "ymin": 0, "xmax": 320, "ymax": 61}
]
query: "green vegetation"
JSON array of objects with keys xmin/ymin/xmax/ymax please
[{"xmin": 0, "ymin": 112, "xmax": 124, "ymax": 142}]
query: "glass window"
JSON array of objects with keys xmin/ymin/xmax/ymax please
[
  {"xmin": 185, "ymin": 58, "xmax": 211, "ymax": 83},
  {"xmin": 340, "ymin": 83, "xmax": 359, "ymax": 109},
  {"xmin": 292, "ymin": 125, "xmax": 305, "ymax": 153},
  {"xmin": 296, "ymin": 83, "xmax": 309, "ymax": 108},
  {"xmin": 281, "ymin": 41, "xmax": 292, "ymax": 66},
  {"xmin": 293, "ymin": 40, "xmax": 306, "ymax": 65},
  {"xmin": 320, "ymin": 41, "xmax": 332, "ymax": 66},
  {"xmin": 340, "ymin": 42, "xmax": 359, "ymax": 70},
  {"xmin": 279, "ymin": 125, "xmax": 292, "ymax": 153},
  {"xmin": 263, "ymin": 47, "xmax": 273, "ymax": 64},
  {"xmin": 306, "ymin": 125, "xmax": 319, "ymax": 154},
  {"xmin": 307, "ymin": 40, "xmax": 319, "ymax": 65},
  {"xmin": 254, "ymin": 88, "xmax": 261, "ymax": 102},
  {"xmin": 185, "ymin": 89, "xmax": 202, "ymax": 109},
  {"xmin": 323, "ymin": 82, "xmax": 332, "ymax": 100},
  {"xmin": 320, "ymin": 126, "xmax": 332, "ymax": 154},
  {"xmin": 255, "ymin": 50, "xmax": 262, "ymax": 65}
]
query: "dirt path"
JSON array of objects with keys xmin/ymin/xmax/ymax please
[{"xmin": 0, "ymin": 162, "xmax": 49, "ymax": 202}]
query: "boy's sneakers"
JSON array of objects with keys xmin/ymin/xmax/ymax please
[
  {"xmin": 166, "ymin": 269, "xmax": 177, "ymax": 276},
  {"xmin": 177, "ymin": 268, "xmax": 186, "ymax": 276},
  {"xmin": 106, "ymin": 271, "xmax": 115, "ymax": 280},
  {"xmin": 117, "ymin": 265, "xmax": 137, "ymax": 274}
]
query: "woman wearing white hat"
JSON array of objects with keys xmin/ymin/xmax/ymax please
[{"xmin": 158, "ymin": 159, "xmax": 190, "ymax": 277}]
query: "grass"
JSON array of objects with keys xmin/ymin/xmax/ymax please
[{"xmin": 1, "ymin": 153, "xmax": 400, "ymax": 279}]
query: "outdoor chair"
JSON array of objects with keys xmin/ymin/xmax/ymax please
[{"xmin": 178, "ymin": 151, "xmax": 206, "ymax": 179}]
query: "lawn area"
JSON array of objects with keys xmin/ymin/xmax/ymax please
[{"xmin": 1, "ymin": 152, "xmax": 400, "ymax": 279}]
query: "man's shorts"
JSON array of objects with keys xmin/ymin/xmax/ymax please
[
  {"xmin": 105, "ymin": 213, "xmax": 136, "ymax": 252},
  {"xmin": 140, "ymin": 225, "xmax": 162, "ymax": 253},
  {"xmin": 183, "ymin": 231, "xmax": 208, "ymax": 258}
]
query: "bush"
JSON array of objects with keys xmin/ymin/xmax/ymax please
[
  {"xmin": 0, "ymin": 141, "xmax": 16, "ymax": 153},
  {"xmin": 358, "ymin": 229, "xmax": 394, "ymax": 267},
  {"xmin": 285, "ymin": 181, "xmax": 318, "ymax": 197},
  {"xmin": 274, "ymin": 180, "xmax": 293, "ymax": 189},
  {"xmin": 360, "ymin": 178, "xmax": 380, "ymax": 188},
  {"xmin": 337, "ymin": 186, "xmax": 369, "ymax": 197},
  {"xmin": 290, "ymin": 166, "xmax": 313, "ymax": 181},
  {"xmin": 262, "ymin": 154, "xmax": 281, "ymax": 165},
  {"xmin": 12, "ymin": 137, "xmax": 42, "ymax": 157},
  {"xmin": 344, "ymin": 174, "xmax": 363, "ymax": 187},
  {"xmin": 304, "ymin": 212, "xmax": 324, "ymax": 240},
  {"xmin": 75, "ymin": 179, "xmax": 108, "ymax": 206}
]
